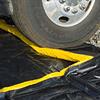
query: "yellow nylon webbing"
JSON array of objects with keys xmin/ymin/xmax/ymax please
[{"xmin": 0, "ymin": 20, "xmax": 94, "ymax": 93}]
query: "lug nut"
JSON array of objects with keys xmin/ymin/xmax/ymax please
[
  {"xmin": 79, "ymin": 4, "xmax": 86, "ymax": 11},
  {"xmin": 64, "ymin": 7, "xmax": 70, "ymax": 12},
  {"xmin": 59, "ymin": 0, "xmax": 66, "ymax": 4},
  {"xmin": 71, "ymin": 8, "xmax": 78, "ymax": 14}
]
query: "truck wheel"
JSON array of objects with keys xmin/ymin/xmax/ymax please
[{"xmin": 9, "ymin": 0, "xmax": 100, "ymax": 48}]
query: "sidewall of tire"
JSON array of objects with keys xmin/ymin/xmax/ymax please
[{"xmin": 11, "ymin": 0, "xmax": 100, "ymax": 48}]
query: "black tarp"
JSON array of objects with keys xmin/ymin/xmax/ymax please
[{"xmin": 0, "ymin": 29, "xmax": 100, "ymax": 100}]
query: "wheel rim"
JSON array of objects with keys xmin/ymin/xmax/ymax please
[{"xmin": 42, "ymin": 0, "xmax": 96, "ymax": 27}]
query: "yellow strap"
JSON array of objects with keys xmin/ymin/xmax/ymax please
[
  {"xmin": 0, "ymin": 20, "xmax": 94, "ymax": 93},
  {"xmin": 0, "ymin": 61, "xmax": 86, "ymax": 93},
  {"xmin": 0, "ymin": 20, "xmax": 93, "ymax": 62}
]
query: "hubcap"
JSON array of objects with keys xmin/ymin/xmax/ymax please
[{"xmin": 42, "ymin": 0, "xmax": 95, "ymax": 27}]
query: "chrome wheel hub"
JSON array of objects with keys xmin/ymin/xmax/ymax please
[{"xmin": 42, "ymin": 0, "xmax": 95, "ymax": 27}]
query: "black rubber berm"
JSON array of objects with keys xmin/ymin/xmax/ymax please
[{"xmin": 10, "ymin": 0, "xmax": 100, "ymax": 48}]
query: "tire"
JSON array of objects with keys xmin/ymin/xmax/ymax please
[{"xmin": 9, "ymin": 0, "xmax": 100, "ymax": 48}]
